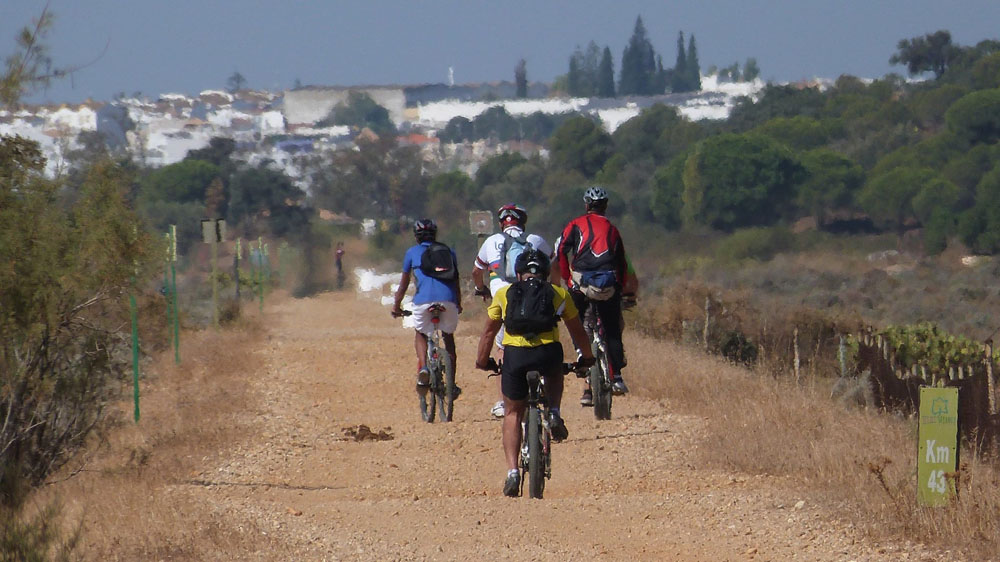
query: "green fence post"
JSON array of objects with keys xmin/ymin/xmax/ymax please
[
  {"xmin": 130, "ymin": 290, "xmax": 140, "ymax": 422},
  {"xmin": 170, "ymin": 224, "xmax": 180, "ymax": 364}
]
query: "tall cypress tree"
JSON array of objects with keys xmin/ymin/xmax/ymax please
[
  {"xmin": 515, "ymin": 58, "xmax": 527, "ymax": 98},
  {"xmin": 598, "ymin": 46, "xmax": 616, "ymax": 98},
  {"xmin": 619, "ymin": 15, "xmax": 657, "ymax": 95},
  {"xmin": 567, "ymin": 51, "xmax": 582, "ymax": 97},
  {"xmin": 686, "ymin": 34, "xmax": 702, "ymax": 91},
  {"xmin": 671, "ymin": 31, "xmax": 688, "ymax": 92}
]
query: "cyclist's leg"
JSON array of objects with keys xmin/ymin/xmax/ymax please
[
  {"xmin": 594, "ymin": 291, "xmax": 625, "ymax": 376},
  {"xmin": 413, "ymin": 330, "xmax": 428, "ymax": 373},
  {"xmin": 537, "ymin": 343, "xmax": 565, "ymax": 410},
  {"xmin": 500, "ymin": 347, "xmax": 530, "ymax": 471}
]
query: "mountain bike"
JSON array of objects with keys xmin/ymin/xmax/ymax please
[
  {"xmin": 395, "ymin": 305, "xmax": 456, "ymax": 422},
  {"xmin": 488, "ymin": 360, "xmax": 585, "ymax": 499}
]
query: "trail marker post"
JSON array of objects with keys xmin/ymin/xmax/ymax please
[
  {"xmin": 917, "ymin": 386, "xmax": 959, "ymax": 506},
  {"xmin": 201, "ymin": 218, "xmax": 226, "ymax": 329},
  {"xmin": 169, "ymin": 225, "xmax": 180, "ymax": 364}
]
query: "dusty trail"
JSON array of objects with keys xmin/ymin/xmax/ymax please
[{"xmin": 172, "ymin": 289, "xmax": 932, "ymax": 561}]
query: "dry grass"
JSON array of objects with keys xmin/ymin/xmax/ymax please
[
  {"xmin": 627, "ymin": 331, "xmax": 1000, "ymax": 560},
  {"xmin": 33, "ymin": 309, "xmax": 271, "ymax": 560}
]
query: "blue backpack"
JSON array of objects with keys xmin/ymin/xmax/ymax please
[{"xmin": 498, "ymin": 232, "xmax": 532, "ymax": 283}]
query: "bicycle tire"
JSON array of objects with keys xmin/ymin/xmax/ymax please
[
  {"xmin": 591, "ymin": 343, "xmax": 613, "ymax": 420},
  {"xmin": 439, "ymin": 350, "xmax": 455, "ymax": 422},
  {"xmin": 419, "ymin": 352, "xmax": 438, "ymax": 423},
  {"xmin": 526, "ymin": 406, "xmax": 545, "ymax": 499}
]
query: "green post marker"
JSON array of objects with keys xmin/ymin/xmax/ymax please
[
  {"xmin": 211, "ymin": 234, "xmax": 219, "ymax": 329},
  {"xmin": 170, "ymin": 224, "xmax": 180, "ymax": 364},
  {"xmin": 130, "ymin": 291, "xmax": 140, "ymax": 422},
  {"xmin": 917, "ymin": 386, "xmax": 959, "ymax": 506},
  {"xmin": 164, "ymin": 232, "xmax": 173, "ymax": 347},
  {"xmin": 258, "ymin": 236, "xmax": 265, "ymax": 312},
  {"xmin": 234, "ymin": 237, "xmax": 242, "ymax": 312}
]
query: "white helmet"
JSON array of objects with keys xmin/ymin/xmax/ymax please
[{"xmin": 583, "ymin": 186, "xmax": 609, "ymax": 205}]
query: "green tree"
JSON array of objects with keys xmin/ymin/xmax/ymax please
[
  {"xmin": 439, "ymin": 116, "xmax": 474, "ymax": 143},
  {"xmin": 2, "ymin": 148, "xmax": 148, "ymax": 508},
  {"xmin": 797, "ymin": 148, "xmax": 864, "ymax": 223},
  {"xmin": 753, "ymin": 116, "xmax": 834, "ymax": 151},
  {"xmin": 226, "ymin": 70, "xmax": 247, "ymax": 93},
  {"xmin": 426, "ymin": 170, "xmax": 475, "ymax": 222},
  {"xmin": 945, "ymin": 88, "xmax": 1000, "ymax": 144},
  {"xmin": 548, "ymin": 115, "xmax": 614, "ymax": 178},
  {"xmin": 649, "ymin": 152, "xmax": 687, "ymax": 230},
  {"xmin": 515, "ymin": 58, "xmax": 527, "ymax": 98},
  {"xmin": 682, "ymin": 133, "xmax": 805, "ymax": 230},
  {"xmin": 0, "ymin": 7, "xmax": 62, "ymax": 107},
  {"xmin": 743, "ymin": 57, "xmax": 760, "ymax": 81},
  {"xmin": 136, "ymin": 159, "xmax": 221, "ymax": 251},
  {"xmin": 685, "ymin": 34, "xmax": 702, "ymax": 91},
  {"xmin": 475, "ymin": 152, "xmax": 527, "ymax": 190},
  {"xmin": 619, "ymin": 16, "xmax": 657, "ymax": 96},
  {"xmin": 858, "ymin": 167, "xmax": 942, "ymax": 235},
  {"xmin": 227, "ymin": 163, "xmax": 310, "ymax": 240},
  {"xmin": 319, "ymin": 91, "xmax": 396, "ymax": 136},
  {"xmin": 959, "ymin": 167, "xmax": 1000, "ymax": 253},
  {"xmin": 598, "ymin": 47, "xmax": 616, "ymax": 98},
  {"xmin": 889, "ymin": 30, "xmax": 957, "ymax": 79},
  {"xmin": 472, "ymin": 106, "xmax": 519, "ymax": 141},
  {"xmin": 671, "ymin": 31, "xmax": 688, "ymax": 93}
]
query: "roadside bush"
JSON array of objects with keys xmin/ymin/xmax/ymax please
[{"xmin": 1, "ymin": 143, "xmax": 150, "ymax": 508}]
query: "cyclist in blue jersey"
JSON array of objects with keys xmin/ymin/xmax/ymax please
[{"xmin": 391, "ymin": 219, "xmax": 462, "ymax": 395}]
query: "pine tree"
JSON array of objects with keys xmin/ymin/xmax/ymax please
[
  {"xmin": 686, "ymin": 34, "xmax": 702, "ymax": 91},
  {"xmin": 515, "ymin": 58, "xmax": 527, "ymax": 98},
  {"xmin": 619, "ymin": 15, "xmax": 657, "ymax": 96},
  {"xmin": 567, "ymin": 50, "xmax": 582, "ymax": 96},
  {"xmin": 598, "ymin": 47, "xmax": 616, "ymax": 98},
  {"xmin": 671, "ymin": 31, "xmax": 688, "ymax": 92}
]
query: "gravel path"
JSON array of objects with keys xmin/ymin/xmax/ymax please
[{"xmin": 170, "ymin": 290, "xmax": 943, "ymax": 561}]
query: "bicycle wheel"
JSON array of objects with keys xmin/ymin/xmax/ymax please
[
  {"xmin": 526, "ymin": 406, "xmax": 545, "ymax": 499},
  {"xmin": 590, "ymin": 348, "xmax": 613, "ymax": 420},
  {"xmin": 438, "ymin": 350, "xmax": 455, "ymax": 422},
  {"xmin": 419, "ymin": 354, "xmax": 437, "ymax": 423}
]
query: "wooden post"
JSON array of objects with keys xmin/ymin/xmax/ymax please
[
  {"xmin": 703, "ymin": 297, "xmax": 710, "ymax": 352},
  {"xmin": 793, "ymin": 327, "xmax": 801, "ymax": 384},
  {"xmin": 986, "ymin": 344, "xmax": 996, "ymax": 415}
]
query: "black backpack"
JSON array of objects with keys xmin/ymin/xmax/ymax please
[
  {"xmin": 419, "ymin": 242, "xmax": 457, "ymax": 281},
  {"xmin": 504, "ymin": 277, "xmax": 558, "ymax": 338}
]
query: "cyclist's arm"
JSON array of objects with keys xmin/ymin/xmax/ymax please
[
  {"xmin": 392, "ymin": 270, "xmax": 411, "ymax": 315},
  {"xmin": 475, "ymin": 316, "xmax": 503, "ymax": 369},
  {"xmin": 557, "ymin": 223, "xmax": 577, "ymax": 286},
  {"xmin": 471, "ymin": 267, "xmax": 488, "ymax": 295},
  {"xmin": 563, "ymin": 314, "xmax": 595, "ymax": 362}
]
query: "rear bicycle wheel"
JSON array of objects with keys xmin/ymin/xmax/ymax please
[
  {"xmin": 419, "ymin": 355, "xmax": 438, "ymax": 423},
  {"xmin": 590, "ymin": 347, "xmax": 613, "ymax": 420},
  {"xmin": 526, "ymin": 406, "xmax": 545, "ymax": 499},
  {"xmin": 438, "ymin": 351, "xmax": 455, "ymax": 422}
]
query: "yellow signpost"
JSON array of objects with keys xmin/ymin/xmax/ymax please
[{"xmin": 917, "ymin": 386, "xmax": 959, "ymax": 506}]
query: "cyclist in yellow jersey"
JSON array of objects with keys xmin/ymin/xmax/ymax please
[{"xmin": 475, "ymin": 248, "xmax": 594, "ymax": 497}]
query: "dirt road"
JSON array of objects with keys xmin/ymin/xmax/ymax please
[{"xmin": 163, "ymin": 288, "xmax": 939, "ymax": 561}]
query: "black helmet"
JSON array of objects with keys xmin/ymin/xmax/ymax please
[
  {"xmin": 413, "ymin": 218, "xmax": 437, "ymax": 240},
  {"xmin": 583, "ymin": 186, "xmax": 609, "ymax": 205},
  {"xmin": 515, "ymin": 248, "xmax": 550, "ymax": 277},
  {"xmin": 497, "ymin": 203, "xmax": 527, "ymax": 227}
]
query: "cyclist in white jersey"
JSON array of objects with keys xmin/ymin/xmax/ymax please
[{"xmin": 471, "ymin": 203, "xmax": 552, "ymax": 418}]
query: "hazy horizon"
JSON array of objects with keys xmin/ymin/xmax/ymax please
[{"xmin": 3, "ymin": 0, "xmax": 999, "ymax": 105}]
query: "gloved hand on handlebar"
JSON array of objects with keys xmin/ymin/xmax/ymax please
[
  {"xmin": 475, "ymin": 357, "xmax": 499, "ymax": 372},
  {"xmin": 576, "ymin": 356, "xmax": 596, "ymax": 370},
  {"xmin": 474, "ymin": 286, "xmax": 491, "ymax": 301}
]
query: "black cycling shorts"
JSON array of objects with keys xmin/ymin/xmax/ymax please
[{"xmin": 501, "ymin": 342, "xmax": 564, "ymax": 401}]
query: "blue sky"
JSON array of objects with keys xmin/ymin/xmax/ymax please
[{"xmin": 2, "ymin": 1, "xmax": 999, "ymax": 104}]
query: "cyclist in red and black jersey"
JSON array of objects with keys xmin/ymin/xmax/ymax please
[{"xmin": 557, "ymin": 186, "xmax": 635, "ymax": 404}]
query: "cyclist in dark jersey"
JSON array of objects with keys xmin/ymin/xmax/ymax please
[{"xmin": 557, "ymin": 186, "xmax": 636, "ymax": 404}]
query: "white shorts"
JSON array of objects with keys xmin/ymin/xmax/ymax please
[{"xmin": 412, "ymin": 301, "xmax": 459, "ymax": 336}]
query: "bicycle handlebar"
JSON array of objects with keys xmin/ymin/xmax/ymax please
[
  {"xmin": 480, "ymin": 358, "xmax": 592, "ymax": 376},
  {"xmin": 391, "ymin": 309, "xmax": 413, "ymax": 318}
]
